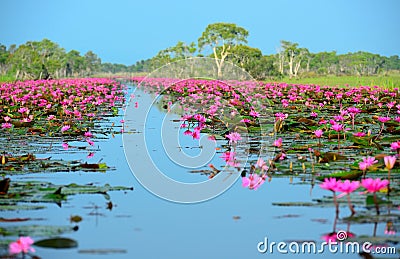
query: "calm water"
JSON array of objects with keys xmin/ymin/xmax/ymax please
[{"xmin": 2, "ymin": 85, "xmax": 396, "ymax": 259}]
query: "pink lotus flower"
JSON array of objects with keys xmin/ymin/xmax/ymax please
[
  {"xmin": 390, "ymin": 141, "xmax": 400, "ymax": 151},
  {"xmin": 359, "ymin": 161, "xmax": 368, "ymax": 171},
  {"xmin": 319, "ymin": 177, "xmax": 340, "ymax": 192},
  {"xmin": 353, "ymin": 132, "xmax": 366, "ymax": 137},
  {"xmin": 240, "ymin": 118, "xmax": 251, "ymax": 123},
  {"xmin": 331, "ymin": 123, "xmax": 343, "ymax": 132},
  {"xmin": 61, "ymin": 125, "xmax": 71, "ymax": 132},
  {"xmin": 275, "ymin": 112, "xmax": 288, "ymax": 121},
  {"xmin": 193, "ymin": 114, "xmax": 206, "ymax": 123},
  {"xmin": 1, "ymin": 122, "xmax": 12, "ymax": 129},
  {"xmin": 347, "ymin": 107, "xmax": 361, "ymax": 114},
  {"xmin": 384, "ymin": 155, "xmax": 396, "ymax": 170},
  {"xmin": 46, "ymin": 115, "xmax": 55, "ymax": 120},
  {"xmin": 314, "ymin": 129, "xmax": 323, "ymax": 138},
  {"xmin": 377, "ymin": 117, "xmax": 391, "ymax": 123},
  {"xmin": 337, "ymin": 180, "xmax": 360, "ymax": 195},
  {"xmin": 249, "ymin": 110, "xmax": 260, "ymax": 117},
  {"xmin": 361, "ymin": 178, "xmax": 389, "ymax": 193},
  {"xmin": 362, "ymin": 156, "xmax": 378, "ymax": 167},
  {"xmin": 3, "ymin": 116, "xmax": 11, "ymax": 122},
  {"xmin": 9, "ymin": 236, "xmax": 35, "ymax": 255},
  {"xmin": 310, "ymin": 112, "xmax": 318, "ymax": 117},
  {"xmin": 84, "ymin": 131, "xmax": 93, "ymax": 138},
  {"xmin": 226, "ymin": 132, "xmax": 241, "ymax": 144},
  {"xmin": 273, "ymin": 138, "xmax": 282, "ymax": 148}
]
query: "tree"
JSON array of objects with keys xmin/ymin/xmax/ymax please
[
  {"xmin": 84, "ymin": 51, "xmax": 101, "ymax": 75},
  {"xmin": 198, "ymin": 23, "xmax": 249, "ymax": 77},
  {"xmin": 278, "ymin": 41, "xmax": 309, "ymax": 78}
]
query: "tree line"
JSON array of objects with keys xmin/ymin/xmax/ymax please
[
  {"xmin": 135, "ymin": 23, "xmax": 400, "ymax": 80},
  {"xmin": 0, "ymin": 39, "xmax": 132, "ymax": 80},
  {"xmin": 1, "ymin": 23, "xmax": 399, "ymax": 80}
]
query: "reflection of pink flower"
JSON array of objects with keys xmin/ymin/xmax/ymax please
[
  {"xmin": 321, "ymin": 232, "xmax": 337, "ymax": 243},
  {"xmin": 256, "ymin": 158, "xmax": 269, "ymax": 171},
  {"xmin": 183, "ymin": 129, "xmax": 192, "ymax": 136},
  {"xmin": 62, "ymin": 142, "xmax": 69, "ymax": 150},
  {"xmin": 361, "ymin": 178, "xmax": 389, "ymax": 193},
  {"xmin": 86, "ymin": 138, "xmax": 94, "ymax": 146},
  {"xmin": 273, "ymin": 138, "xmax": 282, "ymax": 148},
  {"xmin": 226, "ymin": 132, "xmax": 241, "ymax": 144},
  {"xmin": 192, "ymin": 129, "xmax": 200, "ymax": 140},
  {"xmin": 87, "ymin": 152, "xmax": 95, "ymax": 159},
  {"xmin": 9, "ymin": 236, "xmax": 35, "ymax": 255},
  {"xmin": 221, "ymin": 152, "xmax": 235, "ymax": 162}
]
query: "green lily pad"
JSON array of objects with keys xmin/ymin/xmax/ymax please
[{"xmin": 34, "ymin": 237, "xmax": 78, "ymax": 249}]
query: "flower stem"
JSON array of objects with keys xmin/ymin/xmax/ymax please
[
  {"xmin": 347, "ymin": 193, "xmax": 355, "ymax": 216},
  {"xmin": 373, "ymin": 192, "xmax": 380, "ymax": 215}
]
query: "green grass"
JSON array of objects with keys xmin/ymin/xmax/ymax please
[
  {"xmin": 0, "ymin": 74, "xmax": 14, "ymax": 83},
  {"xmin": 279, "ymin": 74, "xmax": 400, "ymax": 89}
]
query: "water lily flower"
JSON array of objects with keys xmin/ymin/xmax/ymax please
[
  {"xmin": 390, "ymin": 141, "xmax": 400, "ymax": 151},
  {"xmin": 319, "ymin": 177, "xmax": 340, "ymax": 192},
  {"xmin": 273, "ymin": 138, "xmax": 282, "ymax": 148},
  {"xmin": 384, "ymin": 155, "xmax": 396, "ymax": 170},
  {"xmin": 84, "ymin": 131, "xmax": 93, "ymax": 138},
  {"xmin": 377, "ymin": 117, "xmax": 391, "ymax": 123},
  {"xmin": 361, "ymin": 178, "xmax": 389, "ymax": 193},
  {"xmin": 226, "ymin": 132, "xmax": 241, "ymax": 144},
  {"xmin": 61, "ymin": 125, "xmax": 71, "ymax": 132},
  {"xmin": 3, "ymin": 116, "xmax": 11, "ymax": 122},
  {"xmin": 1, "ymin": 123, "xmax": 12, "ymax": 129},
  {"xmin": 353, "ymin": 132, "xmax": 366, "ymax": 137},
  {"xmin": 275, "ymin": 112, "xmax": 288, "ymax": 121},
  {"xmin": 310, "ymin": 112, "xmax": 318, "ymax": 117},
  {"xmin": 249, "ymin": 110, "xmax": 260, "ymax": 118},
  {"xmin": 9, "ymin": 236, "xmax": 35, "ymax": 255},
  {"xmin": 314, "ymin": 129, "xmax": 323, "ymax": 138},
  {"xmin": 331, "ymin": 123, "xmax": 343, "ymax": 132}
]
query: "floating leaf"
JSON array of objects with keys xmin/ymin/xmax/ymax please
[{"xmin": 34, "ymin": 237, "xmax": 78, "ymax": 249}]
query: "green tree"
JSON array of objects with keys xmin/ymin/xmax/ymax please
[
  {"xmin": 84, "ymin": 50, "xmax": 101, "ymax": 75},
  {"xmin": 198, "ymin": 22, "xmax": 249, "ymax": 77}
]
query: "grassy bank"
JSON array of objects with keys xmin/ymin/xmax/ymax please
[{"xmin": 280, "ymin": 74, "xmax": 400, "ymax": 89}]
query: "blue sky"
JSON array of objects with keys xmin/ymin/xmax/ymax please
[{"xmin": 1, "ymin": 0, "xmax": 399, "ymax": 65}]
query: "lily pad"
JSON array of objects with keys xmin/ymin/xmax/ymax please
[{"xmin": 34, "ymin": 237, "xmax": 78, "ymax": 249}]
